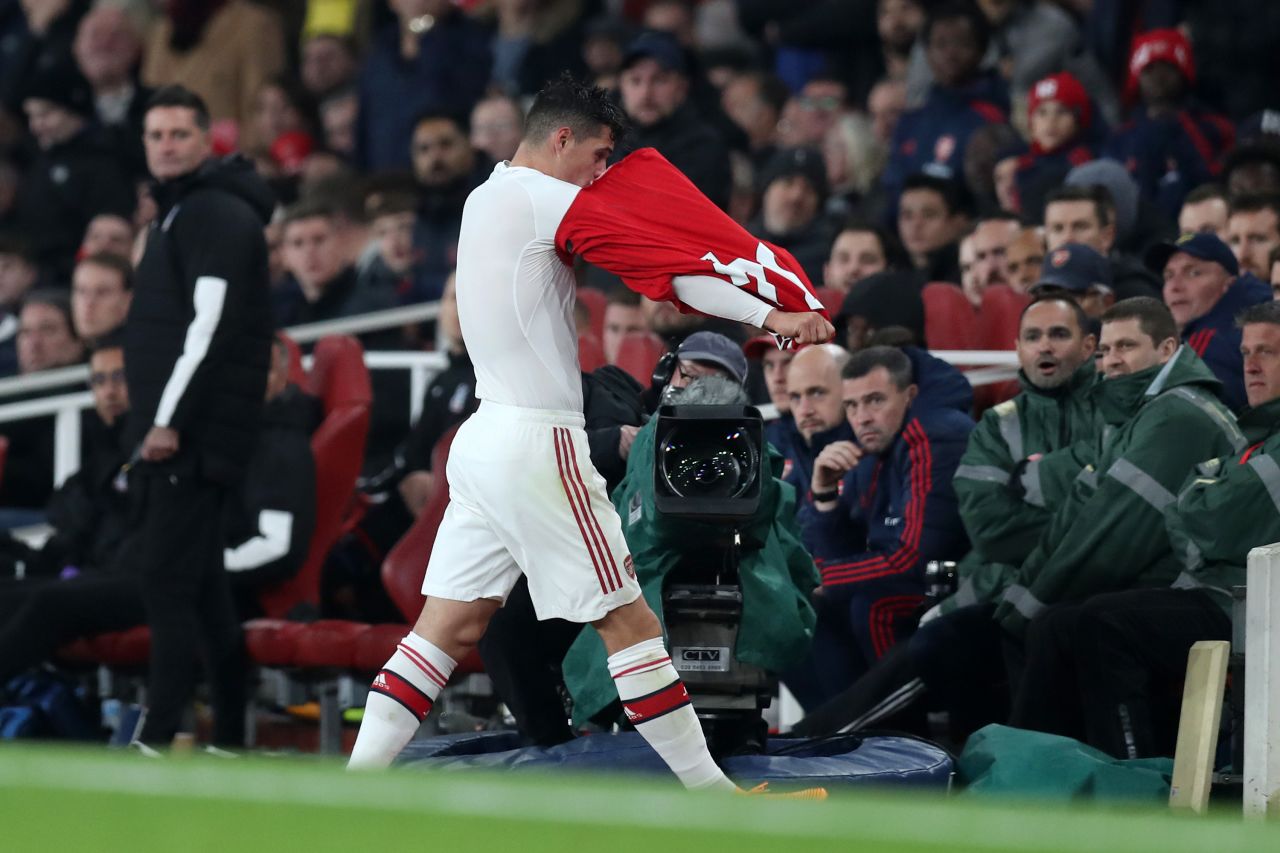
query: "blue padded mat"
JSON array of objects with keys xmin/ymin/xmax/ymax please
[{"xmin": 399, "ymin": 731, "xmax": 952, "ymax": 788}]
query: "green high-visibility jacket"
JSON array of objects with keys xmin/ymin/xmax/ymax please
[
  {"xmin": 1166, "ymin": 397, "xmax": 1280, "ymax": 615},
  {"xmin": 943, "ymin": 362, "xmax": 1101, "ymax": 613},
  {"xmin": 993, "ymin": 347, "xmax": 1247, "ymax": 638}
]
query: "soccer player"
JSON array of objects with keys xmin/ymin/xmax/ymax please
[{"xmin": 347, "ymin": 77, "xmax": 832, "ymax": 790}]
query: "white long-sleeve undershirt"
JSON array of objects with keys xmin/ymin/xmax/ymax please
[{"xmin": 671, "ymin": 274, "xmax": 774, "ymax": 329}]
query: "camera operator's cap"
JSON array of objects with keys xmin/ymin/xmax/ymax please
[
  {"xmin": 1143, "ymin": 232, "xmax": 1239, "ymax": 278},
  {"xmin": 677, "ymin": 331, "xmax": 748, "ymax": 385},
  {"xmin": 743, "ymin": 334, "xmax": 807, "ymax": 360},
  {"xmin": 622, "ymin": 31, "xmax": 687, "ymax": 75},
  {"xmin": 1031, "ymin": 243, "xmax": 1112, "ymax": 295}
]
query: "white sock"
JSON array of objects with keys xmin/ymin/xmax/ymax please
[
  {"xmin": 608, "ymin": 637, "xmax": 736, "ymax": 791},
  {"xmin": 347, "ymin": 632, "xmax": 457, "ymax": 769}
]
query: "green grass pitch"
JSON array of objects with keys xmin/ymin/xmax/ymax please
[{"xmin": 1, "ymin": 745, "xmax": 1277, "ymax": 852}]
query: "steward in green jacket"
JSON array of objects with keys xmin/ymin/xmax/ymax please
[
  {"xmin": 944, "ymin": 297, "xmax": 1101, "ymax": 616},
  {"xmin": 1011, "ymin": 303, "xmax": 1280, "ymax": 758},
  {"xmin": 1166, "ymin": 396, "xmax": 1280, "ymax": 609},
  {"xmin": 993, "ymin": 300, "xmax": 1247, "ymax": 639}
]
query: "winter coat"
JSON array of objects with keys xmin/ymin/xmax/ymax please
[
  {"xmin": 1182, "ymin": 273, "xmax": 1273, "ymax": 413},
  {"xmin": 616, "ymin": 102, "xmax": 732, "ymax": 211},
  {"xmin": 14, "ymin": 127, "xmax": 136, "ymax": 275},
  {"xmin": 581, "ymin": 365, "xmax": 646, "ymax": 492},
  {"xmin": 942, "ymin": 361, "xmax": 1101, "ymax": 615},
  {"xmin": 881, "ymin": 71, "xmax": 1009, "ymax": 206},
  {"xmin": 39, "ymin": 413, "xmax": 136, "ymax": 575},
  {"xmin": 993, "ymin": 346, "xmax": 1247, "ymax": 638},
  {"xmin": 125, "ymin": 155, "xmax": 275, "ymax": 486},
  {"xmin": 1166, "ymin": 397, "xmax": 1280, "ymax": 615},
  {"xmin": 1104, "ymin": 108, "xmax": 1235, "ymax": 218},
  {"xmin": 798, "ymin": 400, "xmax": 974, "ymax": 593},
  {"xmin": 356, "ymin": 14, "xmax": 492, "ymax": 170}
]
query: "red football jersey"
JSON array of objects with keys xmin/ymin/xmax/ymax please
[{"xmin": 555, "ymin": 148, "xmax": 829, "ymax": 321}]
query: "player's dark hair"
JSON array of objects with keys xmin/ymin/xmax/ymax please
[
  {"xmin": 1101, "ymin": 296, "xmax": 1178, "ymax": 347},
  {"xmin": 841, "ymin": 345, "xmax": 914, "ymax": 390},
  {"xmin": 524, "ymin": 73, "xmax": 630, "ymax": 146}
]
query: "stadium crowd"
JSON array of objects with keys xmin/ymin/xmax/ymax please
[{"xmin": 1, "ymin": 0, "xmax": 1279, "ymax": 768}]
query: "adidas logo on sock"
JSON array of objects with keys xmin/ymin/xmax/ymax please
[{"xmin": 372, "ymin": 671, "xmax": 390, "ymax": 690}]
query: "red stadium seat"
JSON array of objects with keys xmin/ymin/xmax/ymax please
[
  {"xmin": 377, "ymin": 426, "xmax": 483, "ymax": 675},
  {"xmin": 813, "ymin": 286, "xmax": 845, "ymax": 316},
  {"xmin": 973, "ymin": 286, "xmax": 1029, "ymax": 412},
  {"xmin": 977, "ymin": 285, "xmax": 1030, "ymax": 351},
  {"xmin": 578, "ymin": 332, "xmax": 607, "ymax": 373},
  {"xmin": 614, "ymin": 331, "xmax": 667, "ymax": 386},
  {"xmin": 279, "ymin": 332, "xmax": 306, "ymax": 387},
  {"xmin": 576, "ymin": 286, "xmax": 607, "ymax": 341},
  {"xmin": 922, "ymin": 283, "xmax": 980, "ymax": 351},
  {"xmin": 257, "ymin": 335, "xmax": 372, "ymax": 620}
]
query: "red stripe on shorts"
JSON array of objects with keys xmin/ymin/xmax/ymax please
[
  {"xmin": 622, "ymin": 679, "xmax": 691, "ymax": 725},
  {"xmin": 560, "ymin": 427, "xmax": 624, "ymax": 591},
  {"xmin": 553, "ymin": 427, "xmax": 612, "ymax": 594}
]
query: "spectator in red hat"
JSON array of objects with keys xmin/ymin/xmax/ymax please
[
  {"xmin": 1012, "ymin": 72, "xmax": 1099, "ymax": 222},
  {"xmin": 1104, "ymin": 29, "xmax": 1235, "ymax": 220}
]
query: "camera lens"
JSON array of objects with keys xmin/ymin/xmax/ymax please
[{"xmin": 658, "ymin": 425, "xmax": 759, "ymax": 499}]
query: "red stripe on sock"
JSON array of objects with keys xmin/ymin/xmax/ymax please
[
  {"xmin": 397, "ymin": 643, "xmax": 447, "ymax": 689},
  {"xmin": 623, "ymin": 680, "xmax": 691, "ymax": 725},
  {"xmin": 370, "ymin": 669, "xmax": 434, "ymax": 721},
  {"xmin": 611, "ymin": 657, "xmax": 672, "ymax": 679}
]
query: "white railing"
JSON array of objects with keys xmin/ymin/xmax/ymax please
[{"xmin": 0, "ymin": 293, "xmax": 1020, "ymax": 493}]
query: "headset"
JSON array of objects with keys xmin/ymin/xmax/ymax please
[{"xmin": 651, "ymin": 350, "xmax": 679, "ymax": 389}]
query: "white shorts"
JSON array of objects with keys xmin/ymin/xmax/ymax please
[{"xmin": 421, "ymin": 400, "xmax": 642, "ymax": 622}]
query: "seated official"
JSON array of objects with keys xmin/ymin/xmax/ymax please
[
  {"xmin": 903, "ymin": 299, "xmax": 1244, "ymax": 744},
  {"xmin": 1012, "ymin": 301, "xmax": 1280, "ymax": 759},
  {"xmin": 1148, "ymin": 232, "xmax": 1270, "ymax": 411},
  {"xmin": 786, "ymin": 346, "xmax": 974, "ymax": 710},
  {"xmin": 780, "ymin": 344, "xmax": 852, "ymax": 502},
  {"xmin": 792, "ymin": 295, "xmax": 1100, "ymax": 736},
  {"xmin": 936, "ymin": 295, "xmax": 1100, "ymax": 618}
]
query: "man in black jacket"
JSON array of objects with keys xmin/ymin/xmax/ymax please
[
  {"xmin": 616, "ymin": 32, "xmax": 731, "ymax": 210},
  {"xmin": 125, "ymin": 86, "xmax": 274, "ymax": 751}
]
